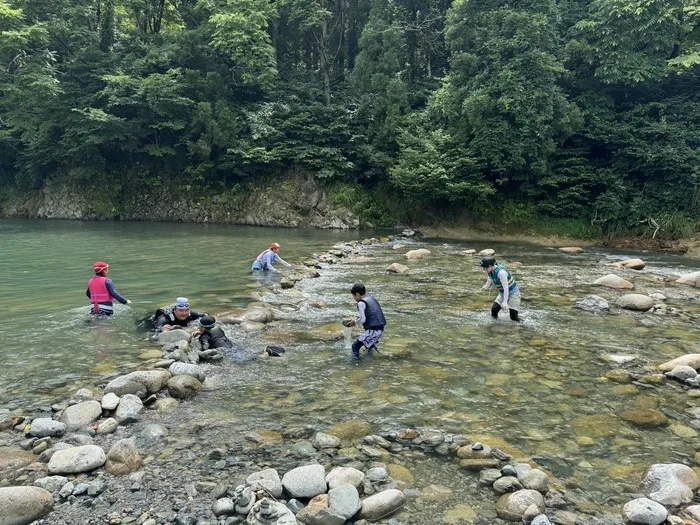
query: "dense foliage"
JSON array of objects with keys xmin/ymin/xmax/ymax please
[{"xmin": 0, "ymin": 0, "xmax": 699, "ymax": 234}]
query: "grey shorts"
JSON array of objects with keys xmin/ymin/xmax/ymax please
[
  {"xmin": 495, "ymin": 291, "xmax": 521, "ymax": 311},
  {"xmin": 357, "ymin": 329, "xmax": 384, "ymax": 349}
]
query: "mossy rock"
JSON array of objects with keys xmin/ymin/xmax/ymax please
[{"xmin": 326, "ymin": 420, "xmax": 373, "ymax": 440}]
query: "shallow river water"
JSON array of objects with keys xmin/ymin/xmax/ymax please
[{"xmin": 4, "ymin": 219, "xmax": 700, "ymax": 522}]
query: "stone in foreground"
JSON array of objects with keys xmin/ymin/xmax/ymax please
[
  {"xmin": 358, "ymin": 489, "xmax": 406, "ymax": 520},
  {"xmin": 48, "ymin": 445, "xmax": 106, "ymax": 474},
  {"xmin": 496, "ymin": 489, "xmax": 545, "ymax": 521},
  {"xmin": 281, "ymin": 464, "xmax": 327, "ymax": 499},
  {"xmin": 622, "ymin": 498, "xmax": 667, "ymax": 525},
  {"xmin": 0, "ymin": 486, "xmax": 54, "ymax": 525}
]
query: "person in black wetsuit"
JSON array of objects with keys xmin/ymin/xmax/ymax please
[
  {"xmin": 195, "ymin": 315, "xmax": 233, "ymax": 349},
  {"xmin": 152, "ymin": 297, "xmax": 207, "ymax": 331}
]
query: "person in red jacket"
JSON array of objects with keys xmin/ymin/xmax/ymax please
[{"xmin": 86, "ymin": 261, "xmax": 131, "ymax": 315}]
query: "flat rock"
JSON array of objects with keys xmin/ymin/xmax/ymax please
[
  {"xmin": 28, "ymin": 418, "xmax": 66, "ymax": 438},
  {"xmin": 246, "ymin": 468, "xmax": 283, "ymax": 498},
  {"xmin": 114, "ymin": 394, "xmax": 144, "ymax": 424},
  {"xmin": 282, "ymin": 464, "xmax": 327, "ymax": 498},
  {"xmin": 59, "ymin": 401, "xmax": 102, "ymax": 430},
  {"xmin": 459, "ymin": 458, "xmax": 501, "ymax": 470},
  {"xmin": 104, "ymin": 370, "xmax": 171, "ymax": 398},
  {"xmin": 620, "ymin": 408, "xmax": 668, "ymax": 427},
  {"xmin": 676, "ymin": 271, "xmax": 700, "ymax": 287},
  {"xmin": 326, "ymin": 467, "xmax": 365, "ymax": 489},
  {"xmin": 496, "ymin": 489, "xmax": 545, "ymax": 521},
  {"xmin": 388, "ymin": 263, "xmax": 410, "ymax": 275},
  {"xmin": 105, "ymin": 438, "xmax": 142, "ymax": 475},
  {"xmin": 612, "ymin": 258, "xmax": 645, "ymax": 270},
  {"xmin": 622, "ymin": 498, "xmax": 667, "ymax": 524},
  {"xmin": 358, "ymin": 488, "xmax": 406, "ymax": 520},
  {"xmin": 168, "ymin": 362, "xmax": 206, "ymax": 382},
  {"xmin": 405, "ymin": 249, "xmax": 431, "ymax": 260},
  {"xmin": 593, "ymin": 274, "xmax": 634, "ymax": 289},
  {"xmin": 167, "ymin": 375, "xmax": 203, "ymax": 399},
  {"xmin": 48, "ymin": 445, "xmax": 106, "ymax": 474},
  {"xmin": 659, "ymin": 354, "xmax": 700, "ymax": 372},
  {"xmin": 617, "ymin": 294, "xmax": 654, "ymax": 312},
  {"xmin": 575, "ymin": 295, "xmax": 609, "ymax": 313},
  {"xmin": 0, "ymin": 486, "xmax": 53, "ymax": 524},
  {"xmin": 156, "ymin": 330, "xmax": 191, "ymax": 343}
]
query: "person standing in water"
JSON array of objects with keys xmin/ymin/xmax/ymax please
[
  {"xmin": 480, "ymin": 256, "xmax": 521, "ymax": 322},
  {"xmin": 252, "ymin": 243, "xmax": 292, "ymax": 272},
  {"xmin": 346, "ymin": 283, "xmax": 386, "ymax": 360},
  {"xmin": 86, "ymin": 261, "xmax": 131, "ymax": 315}
]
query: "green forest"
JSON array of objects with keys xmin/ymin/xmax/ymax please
[{"xmin": 0, "ymin": 0, "xmax": 699, "ymax": 236}]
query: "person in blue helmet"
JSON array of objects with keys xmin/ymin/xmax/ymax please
[
  {"xmin": 345, "ymin": 282, "xmax": 386, "ymax": 360},
  {"xmin": 151, "ymin": 297, "xmax": 207, "ymax": 331},
  {"xmin": 252, "ymin": 243, "xmax": 292, "ymax": 272},
  {"xmin": 480, "ymin": 256, "xmax": 521, "ymax": 322}
]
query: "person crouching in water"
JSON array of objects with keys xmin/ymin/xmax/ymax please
[
  {"xmin": 480, "ymin": 256, "xmax": 521, "ymax": 322},
  {"xmin": 86, "ymin": 261, "xmax": 131, "ymax": 315},
  {"xmin": 346, "ymin": 283, "xmax": 386, "ymax": 360},
  {"xmin": 152, "ymin": 297, "xmax": 206, "ymax": 332},
  {"xmin": 195, "ymin": 315, "xmax": 233, "ymax": 350},
  {"xmin": 252, "ymin": 243, "xmax": 292, "ymax": 272}
]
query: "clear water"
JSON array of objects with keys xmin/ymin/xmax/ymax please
[{"xmin": 4, "ymin": 219, "xmax": 700, "ymax": 519}]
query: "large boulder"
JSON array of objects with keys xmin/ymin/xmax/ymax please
[
  {"xmin": 617, "ymin": 294, "xmax": 654, "ymax": 312},
  {"xmin": 575, "ymin": 295, "xmax": 609, "ymax": 313},
  {"xmin": 246, "ymin": 468, "xmax": 283, "ymax": 498},
  {"xmin": 659, "ymin": 354, "xmax": 700, "ymax": 372},
  {"xmin": 496, "ymin": 489, "xmax": 545, "ymax": 521},
  {"xmin": 358, "ymin": 489, "xmax": 405, "ymax": 520},
  {"xmin": 404, "ymin": 249, "xmax": 432, "ymax": 260},
  {"xmin": 0, "ymin": 486, "xmax": 53, "ymax": 525},
  {"xmin": 104, "ymin": 370, "xmax": 171, "ymax": 398},
  {"xmin": 114, "ymin": 394, "xmax": 144, "ymax": 424},
  {"xmin": 676, "ymin": 272, "xmax": 700, "ymax": 287},
  {"xmin": 168, "ymin": 362, "xmax": 206, "ymax": 382},
  {"xmin": 59, "ymin": 401, "xmax": 102, "ymax": 430},
  {"xmin": 642, "ymin": 463, "xmax": 700, "ymax": 507},
  {"xmin": 105, "ymin": 438, "xmax": 142, "ymax": 475},
  {"xmin": 593, "ymin": 274, "xmax": 634, "ymax": 289},
  {"xmin": 387, "ymin": 263, "xmax": 410, "ymax": 275},
  {"xmin": 622, "ymin": 498, "xmax": 667, "ymax": 525},
  {"xmin": 611, "ymin": 258, "xmax": 646, "ymax": 270},
  {"xmin": 167, "ymin": 375, "xmax": 202, "ymax": 399},
  {"xmin": 48, "ymin": 445, "xmax": 106, "ymax": 474},
  {"xmin": 27, "ymin": 418, "xmax": 66, "ymax": 438},
  {"xmin": 281, "ymin": 464, "xmax": 327, "ymax": 499}
]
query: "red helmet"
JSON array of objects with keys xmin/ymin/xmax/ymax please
[
  {"xmin": 270, "ymin": 243, "xmax": 281, "ymax": 250},
  {"xmin": 93, "ymin": 261, "xmax": 109, "ymax": 274}
]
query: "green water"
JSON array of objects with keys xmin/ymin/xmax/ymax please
[{"xmin": 5, "ymin": 219, "xmax": 700, "ymax": 519}]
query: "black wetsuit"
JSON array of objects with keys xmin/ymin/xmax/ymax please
[
  {"xmin": 200, "ymin": 327, "xmax": 233, "ymax": 350},
  {"xmin": 153, "ymin": 309, "xmax": 206, "ymax": 331}
]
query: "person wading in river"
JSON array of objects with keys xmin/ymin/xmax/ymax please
[
  {"xmin": 252, "ymin": 243, "xmax": 292, "ymax": 272},
  {"xmin": 86, "ymin": 261, "xmax": 131, "ymax": 315},
  {"xmin": 345, "ymin": 282, "xmax": 387, "ymax": 360},
  {"xmin": 480, "ymin": 256, "xmax": 521, "ymax": 322}
]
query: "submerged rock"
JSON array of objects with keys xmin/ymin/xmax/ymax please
[
  {"xmin": 0, "ymin": 486, "xmax": 54, "ymax": 524},
  {"xmin": 617, "ymin": 294, "xmax": 654, "ymax": 312},
  {"xmin": 620, "ymin": 408, "xmax": 668, "ymax": 427},
  {"xmin": 575, "ymin": 295, "xmax": 609, "ymax": 313},
  {"xmin": 387, "ymin": 263, "xmax": 410, "ymax": 275},
  {"xmin": 593, "ymin": 274, "xmax": 634, "ymax": 289}
]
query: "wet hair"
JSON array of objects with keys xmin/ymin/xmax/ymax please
[{"xmin": 351, "ymin": 283, "xmax": 366, "ymax": 295}]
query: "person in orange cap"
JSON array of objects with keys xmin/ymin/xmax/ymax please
[
  {"xmin": 252, "ymin": 242, "xmax": 292, "ymax": 272},
  {"xmin": 86, "ymin": 261, "xmax": 131, "ymax": 315}
]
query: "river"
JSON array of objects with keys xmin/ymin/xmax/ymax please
[{"xmin": 3, "ymin": 218, "xmax": 700, "ymax": 522}]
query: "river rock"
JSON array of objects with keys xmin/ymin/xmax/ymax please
[
  {"xmin": 34, "ymin": 475, "xmax": 69, "ymax": 493},
  {"xmin": 666, "ymin": 366, "xmax": 698, "ymax": 381},
  {"xmin": 613, "ymin": 258, "xmax": 646, "ymax": 270},
  {"xmin": 96, "ymin": 418, "xmax": 118, "ymax": 434},
  {"xmin": 479, "ymin": 249, "xmax": 495, "ymax": 256},
  {"xmin": 620, "ymin": 408, "xmax": 668, "ymax": 427},
  {"xmin": 156, "ymin": 330, "xmax": 191, "ymax": 344},
  {"xmin": 212, "ymin": 497, "xmax": 235, "ymax": 517},
  {"xmin": 457, "ymin": 443, "xmax": 492, "ymax": 459},
  {"xmin": 575, "ymin": 295, "xmax": 609, "ymax": 313},
  {"xmin": 559, "ymin": 247, "xmax": 584, "ymax": 253},
  {"xmin": 247, "ymin": 498, "xmax": 297, "ymax": 525},
  {"xmin": 496, "ymin": 489, "xmax": 546, "ymax": 521},
  {"xmin": 104, "ymin": 369, "xmax": 171, "ymax": 398},
  {"xmin": 326, "ymin": 467, "xmax": 365, "ymax": 489},
  {"xmin": 659, "ymin": 354, "xmax": 700, "ymax": 372},
  {"xmin": 530, "ymin": 515, "xmax": 553, "ymax": 525},
  {"xmin": 328, "ymin": 484, "xmax": 362, "ymax": 519},
  {"xmin": 281, "ymin": 464, "xmax": 327, "ymax": 498},
  {"xmin": 167, "ymin": 375, "xmax": 203, "ymax": 399},
  {"xmin": 358, "ymin": 489, "xmax": 406, "ymax": 520},
  {"xmin": 0, "ymin": 448, "xmax": 33, "ymax": 474},
  {"xmin": 622, "ymin": 498, "xmax": 667, "ymax": 524},
  {"xmin": 0, "ymin": 486, "xmax": 54, "ymax": 524},
  {"xmin": 617, "ymin": 294, "xmax": 654, "ymax": 312},
  {"xmin": 101, "ymin": 392, "xmax": 120, "ymax": 411},
  {"xmin": 105, "ymin": 438, "xmax": 142, "ymax": 475},
  {"xmin": 296, "ymin": 507, "xmax": 345, "ymax": 525},
  {"xmin": 28, "ymin": 418, "xmax": 66, "ymax": 438},
  {"xmin": 676, "ymin": 272, "xmax": 700, "ymax": 287},
  {"xmin": 642, "ymin": 463, "xmax": 699, "ymax": 507},
  {"xmin": 388, "ymin": 263, "xmax": 410, "ymax": 275},
  {"xmin": 405, "ymin": 249, "xmax": 431, "ymax": 260},
  {"xmin": 241, "ymin": 321, "xmax": 266, "ymax": 332},
  {"xmin": 242, "ymin": 308, "xmax": 275, "ymax": 324},
  {"xmin": 59, "ymin": 401, "xmax": 102, "ymax": 430},
  {"xmin": 682, "ymin": 505, "xmax": 700, "ymax": 521},
  {"xmin": 493, "ymin": 476, "xmax": 523, "ymax": 494},
  {"xmin": 313, "ymin": 432, "xmax": 341, "ymax": 449},
  {"xmin": 459, "ymin": 458, "xmax": 501, "ymax": 470},
  {"xmin": 593, "ymin": 274, "xmax": 634, "ymax": 289},
  {"xmin": 519, "ymin": 469, "xmax": 549, "ymax": 492},
  {"xmin": 247, "ymin": 468, "xmax": 283, "ymax": 498},
  {"xmin": 114, "ymin": 394, "xmax": 144, "ymax": 424},
  {"xmin": 168, "ymin": 362, "xmax": 206, "ymax": 382},
  {"xmin": 48, "ymin": 445, "xmax": 106, "ymax": 474}
]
